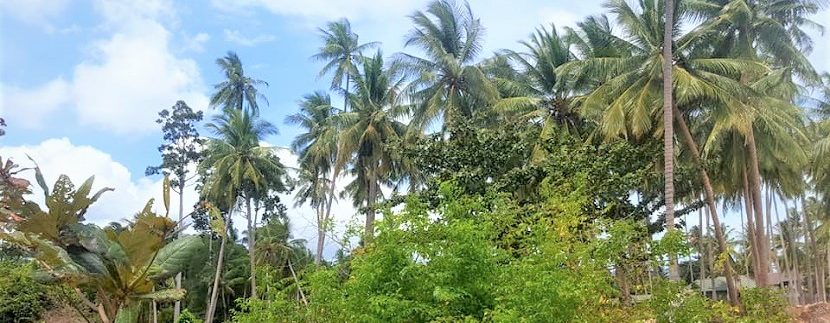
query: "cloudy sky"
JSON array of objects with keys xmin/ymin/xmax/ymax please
[{"xmin": 1, "ymin": 0, "xmax": 829, "ymax": 258}]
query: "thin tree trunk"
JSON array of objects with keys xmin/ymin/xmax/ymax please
[
  {"xmin": 686, "ymin": 210, "xmax": 694, "ymax": 282},
  {"xmin": 205, "ymin": 217, "xmax": 228, "ymax": 323},
  {"xmin": 740, "ymin": 198, "xmax": 750, "ymax": 275},
  {"xmin": 315, "ymin": 203, "xmax": 325, "ymax": 265},
  {"xmin": 706, "ymin": 205, "xmax": 716, "ymax": 299},
  {"xmin": 322, "ymin": 169, "xmax": 341, "ymax": 248},
  {"xmin": 288, "ymin": 259, "xmax": 308, "ymax": 306},
  {"xmin": 674, "ymin": 107, "xmax": 739, "ymax": 304},
  {"xmin": 746, "ymin": 130, "xmax": 769, "ymax": 286},
  {"xmin": 662, "ymin": 0, "xmax": 679, "ymax": 282},
  {"xmin": 802, "ymin": 196, "xmax": 823, "ymax": 302},
  {"xmin": 785, "ymin": 197, "xmax": 803, "ymax": 304},
  {"xmin": 152, "ymin": 286, "xmax": 158, "ymax": 323},
  {"xmin": 247, "ymin": 196, "xmax": 257, "ymax": 299},
  {"xmin": 744, "ymin": 170, "xmax": 761, "ymax": 277},
  {"xmin": 365, "ymin": 174, "xmax": 377, "ymax": 242},
  {"xmin": 773, "ymin": 192, "xmax": 793, "ymax": 301},
  {"xmin": 344, "ymin": 74, "xmax": 350, "ymax": 113},
  {"xmin": 699, "ymin": 204, "xmax": 706, "ymax": 286},
  {"xmin": 174, "ymin": 180, "xmax": 185, "ymax": 322}
]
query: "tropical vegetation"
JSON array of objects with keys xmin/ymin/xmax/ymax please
[{"xmin": 2, "ymin": 0, "xmax": 830, "ymax": 322}]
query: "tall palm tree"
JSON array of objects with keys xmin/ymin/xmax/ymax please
[
  {"xmin": 286, "ymin": 92, "xmax": 339, "ymax": 264},
  {"xmin": 201, "ymin": 109, "xmax": 288, "ymax": 299},
  {"xmin": 557, "ymin": 0, "xmax": 758, "ymax": 304},
  {"xmin": 313, "ymin": 19, "xmax": 378, "ymax": 112},
  {"xmin": 333, "ymin": 51, "xmax": 409, "ymax": 241},
  {"xmin": 397, "ymin": 0, "xmax": 499, "ymax": 132},
  {"xmin": 690, "ymin": 0, "xmax": 823, "ymax": 287},
  {"xmin": 211, "ymin": 51, "xmax": 269, "ymax": 114},
  {"xmin": 662, "ymin": 0, "xmax": 679, "ymax": 282},
  {"xmin": 293, "ymin": 169, "xmax": 332, "ymax": 265}
]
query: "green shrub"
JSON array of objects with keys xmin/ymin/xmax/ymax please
[
  {"xmin": 177, "ymin": 309, "xmax": 203, "ymax": 323},
  {"xmin": 0, "ymin": 260, "xmax": 50, "ymax": 322},
  {"xmin": 740, "ymin": 288, "xmax": 790, "ymax": 322},
  {"xmin": 650, "ymin": 281, "xmax": 715, "ymax": 322}
]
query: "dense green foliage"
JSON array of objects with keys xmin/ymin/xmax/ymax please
[
  {"xmin": 0, "ymin": 260, "xmax": 51, "ymax": 322},
  {"xmin": 5, "ymin": 0, "xmax": 830, "ymax": 321}
]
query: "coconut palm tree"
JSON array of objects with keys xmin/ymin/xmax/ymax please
[
  {"xmin": 333, "ymin": 51, "xmax": 409, "ymax": 241},
  {"xmin": 557, "ymin": 0, "xmax": 765, "ymax": 304},
  {"xmin": 313, "ymin": 19, "xmax": 378, "ymax": 112},
  {"xmin": 293, "ymin": 168, "xmax": 332, "ymax": 265},
  {"xmin": 662, "ymin": 0, "xmax": 678, "ymax": 281},
  {"xmin": 211, "ymin": 51, "xmax": 269, "ymax": 114},
  {"xmin": 200, "ymin": 109, "xmax": 288, "ymax": 299},
  {"xmin": 397, "ymin": 0, "xmax": 499, "ymax": 132},
  {"xmin": 689, "ymin": 0, "xmax": 823, "ymax": 287},
  {"xmin": 493, "ymin": 24, "xmax": 582, "ymax": 161},
  {"xmin": 286, "ymin": 92, "xmax": 339, "ymax": 264}
]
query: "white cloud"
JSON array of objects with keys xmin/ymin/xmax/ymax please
[
  {"xmin": 184, "ymin": 33, "xmax": 211, "ymax": 53},
  {"xmin": 72, "ymin": 21, "xmax": 208, "ymax": 134},
  {"xmin": 1, "ymin": 138, "xmax": 360, "ymax": 260},
  {"xmin": 223, "ymin": 29, "xmax": 276, "ymax": 47},
  {"xmin": 2, "ymin": 0, "xmax": 209, "ymax": 135},
  {"xmin": 0, "ymin": 79, "xmax": 71, "ymax": 128},
  {"xmin": 0, "ymin": 0, "xmax": 70, "ymax": 31},
  {"xmin": 1, "ymin": 138, "xmax": 198, "ymax": 227},
  {"xmin": 211, "ymin": 0, "xmax": 422, "ymax": 22}
]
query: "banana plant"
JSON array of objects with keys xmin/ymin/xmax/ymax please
[{"xmin": 0, "ymin": 161, "xmax": 203, "ymax": 323}]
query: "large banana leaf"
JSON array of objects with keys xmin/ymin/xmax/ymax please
[{"xmin": 148, "ymin": 235, "xmax": 203, "ymax": 280}]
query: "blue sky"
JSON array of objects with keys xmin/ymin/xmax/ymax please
[{"xmin": 1, "ymin": 0, "xmax": 829, "ymax": 257}]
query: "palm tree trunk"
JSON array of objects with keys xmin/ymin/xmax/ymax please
[
  {"xmin": 706, "ymin": 206, "xmax": 716, "ymax": 299},
  {"xmin": 662, "ymin": 0, "xmax": 679, "ymax": 282},
  {"xmin": 746, "ymin": 130, "xmax": 769, "ymax": 286},
  {"xmin": 365, "ymin": 175, "xmax": 377, "ymax": 242},
  {"xmin": 744, "ymin": 170, "xmax": 761, "ymax": 277},
  {"xmin": 785, "ymin": 197, "xmax": 803, "ymax": 304},
  {"xmin": 322, "ymin": 168, "xmax": 341, "ymax": 250},
  {"xmin": 205, "ymin": 218, "xmax": 228, "ymax": 323},
  {"xmin": 315, "ymin": 204, "xmax": 325, "ymax": 265},
  {"xmin": 174, "ymin": 180, "xmax": 185, "ymax": 322},
  {"xmin": 247, "ymin": 196, "xmax": 257, "ymax": 299},
  {"xmin": 674, "ymin": 107, "xmax": 739, "ymax": 304},
  {"xmin": 699, "ymin": 204, "xmax": 706, "ymax": 286},
  {"xmin": 773, "ymin": 192, "xmax": 793, "ymax": 300},
  {"xmin": 344, "ymin": 74, "xmax": 350, "ymax": 112},
  {"xmin": 802, "ymin": 196, "xmax": 823, "ymax": 302}
]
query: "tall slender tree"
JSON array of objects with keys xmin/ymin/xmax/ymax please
[
  {"xmin": 145, "ymin": 100, "xmax": 205, "ymax": 322},
  {"xmin": 333, "ymin": 52, "xmax": 409, "ymax": 241},
  {"xmin": 200, "ymin": 109, "xmax": 288, "ymax": 300},
  {"xmin": 662, "ymin": 0, "xmax": 679, "ymax": 281},
  {"xmin": 286, "ymin": 92, "xmax": 339, "ymax": 264}
]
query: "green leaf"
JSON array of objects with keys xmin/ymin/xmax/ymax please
[
  {"xmin": 26, "ymin": 155, "xmax": 49, "ymax": 196},
  {"xmin": 134, "ymin": 288, "xmax": 186, "ymax": 302},
  {"xmin": 68, "ymin": 251, "xmax": 108, "ymax": 275},
  {"xmin": 114, "ymin": 304, "xmax": 140, "ymax": 323},
  {"xmin": 208, "ymin": 205, "xmax": 226, "ymax": 238},
  {"xmin": 163, "ymin": 176, "xmax": 171, "ymax": 217},
  {"xmin": 149, "ymin": 235, "xmax": 202, "ymax": 280}
]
